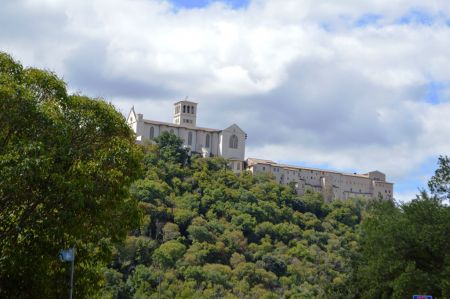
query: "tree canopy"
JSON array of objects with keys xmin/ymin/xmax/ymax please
[
  {"xmin": 0, "ymin": 52, "xmax": 142, "ymax": 298},
  {"xmin": 99, "ymin": 132, "xmax": 367, "ymax": 298},
  {"xmin": 99, "ymin": 134, "xmax": 450, "ymax": 299},
  {"xmin": 356, "ymin": 157, "xmax": 450, "ymax": 298},
  {"xmin": 428, "ymin": 155, "xmax": 450, "ymax": 201}
]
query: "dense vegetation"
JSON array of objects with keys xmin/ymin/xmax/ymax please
[
  {"xmin": 1, "ymin": 52, "xmax": 448, "ymax": 298},
  {"xmin": 99, "ymin": 131, "xmax": 450, "ymax": 299},
  {"xmin": 98, "ymin": 132, "xmax": 367, "ymax": 298},
  {"xmin": 99, "ymin": 135, "xmax": 449, "ymax": 299},
  {"xmin": 0, "ymin": 52, "xmax": 142, "ymax": 298}
]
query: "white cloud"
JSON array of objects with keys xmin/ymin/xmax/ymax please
[{"xmin": 1, "ymin": 0, "xmax": 450, "ymax": 194}]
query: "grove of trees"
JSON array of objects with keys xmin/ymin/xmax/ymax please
[
  {"xmin": 99, "ymin": 132, "xmax": 449, "ymax": 298},
  {"xmin": 1, "ymin": 52, "xmax": 448, "ymax": 298}
]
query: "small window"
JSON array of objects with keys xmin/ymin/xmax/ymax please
[
  {"xmin": 205, "ymin": 134, "xmax": 210, "ymax": 148},
  {"xmin": 262, "ymin": 166, "xmax": 266, "ymax": 171},
  {"xmin": 188, "ymin": 132, "xmax": 193, "ymax": 146},
  {"xmin": 183, "ymin": 105, "xmax": 186, "ymax": 113},
  {"xmin": 229, "ymin": 134, "xmax": 238, "ymax": 149},
  {"xmin": 187, "ymin": 106, "xmax": 190, "ymax": 113},
  {"xmin": 149, "ymin": 127, "xmax": 154, "ymax": 139}
]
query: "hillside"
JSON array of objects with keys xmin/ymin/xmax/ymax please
[{"xmin": 100, "ymin": 132, "xmax": 366, "ymax": 298}]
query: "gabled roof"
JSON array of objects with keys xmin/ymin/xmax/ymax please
[
  {"xmin": 223, "ymin": 123, "xmax": 246, "ymax": 134},
  {"xmin": 127, "ymin": 106, "xmax": 136, "ymax": 121}
]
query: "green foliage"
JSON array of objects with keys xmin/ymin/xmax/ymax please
[
  {"xmin": 356, "ymin": 194, "xmax": 450, "ymax": 298},
  {"xmin": 428, "ymin": 155, "xmax": 450, "ymax": 201},
  {"xmin": 153, "ymin": 240, "xmax": 186, "ymax": 269},
  {"xmin": 5, "ymin": 49, "xmax": 448, "ymax": 298},
  {"xmin": 107, "ymin": 134, "xmax": 368, "ymax": 298},
  {"xmin": 0, "ymin": 52, "xmax": 142, "ymax": 298},
  {"xmin": 355, "ymin": 158, "xmax": 450, "ymax": 298}
]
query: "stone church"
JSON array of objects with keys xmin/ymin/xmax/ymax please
[
  {"xmin": 127, "ymin": 100, "xmax": 393, "ymax": 201},
  {"xmin": 127, "ymin": 100, "xmax": 246, "ymax": 172}
]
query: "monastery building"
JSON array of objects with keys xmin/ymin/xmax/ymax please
[{"xmin": 127, "ymin": 100, "xmax": 393, "ymax": 201}]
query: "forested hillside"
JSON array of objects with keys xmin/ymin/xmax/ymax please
[
  {"xmin": 99, "ymin": 133, "xmax": 450, "ymax": 299},
  {"xmin": 99, "ymin": 132, "xmax": 366, "ymax": 298}
]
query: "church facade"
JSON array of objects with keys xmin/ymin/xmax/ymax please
[
  {"xmin": 127, "ymin": 100, "xmax": 393, "ymax": 200},
  {"xmin": 127, "ymin": 100, "xmax": 246, "ymax": 172}
]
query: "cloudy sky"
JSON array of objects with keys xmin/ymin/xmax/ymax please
[{"xmin": 2, "ymin": 0, "xmax": 450, "ymax": 201}]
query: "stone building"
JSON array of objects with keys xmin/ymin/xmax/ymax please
[
  {"xmin": 128, "ymin": 100, "xmax": 394, "ymax": 200},
  {"xmin": 127, "ymin": 100, "xmax": 246, "ymax": 172},
  {"xmin": 246, "ymin": 158, "xmax": 393, "ymax": 201}
]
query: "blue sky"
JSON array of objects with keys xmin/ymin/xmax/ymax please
[
  {"xmin": 1, "ymin": 0, "xmax": 449, "ymax": 202},
  {"xmin": 170, "ymin": 0, "xmax": 249, "ymax": 9}
]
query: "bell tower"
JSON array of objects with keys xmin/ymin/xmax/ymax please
[{"xmin": 173, "ymin": 100, "xmax": 198, "ymax": 127}]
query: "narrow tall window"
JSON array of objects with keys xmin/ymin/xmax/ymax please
[
  {"xmin": 183, "ymin": 105, "xmax": 186, "ymax": 113},
  {"xmin": 187, "ymin": 106, "xmax": 190, "ymax": 113},
  {"xmin": 229, "ymin": 134, "xmax": 238, "ymax": 149},
  {"xmin": 192, "ymin": 106, "xmax": 195, "ymax": 114},
  {"xmin": 205, "ymin": 134, "xmax": 210, "ymax": 148},
  {"xmin": 188, "ymin": 132, "xmax": 193, "ymax": 146},
  {"xmin": 149, "ymin": 127, "xmax": 154, "ymax": 139}
]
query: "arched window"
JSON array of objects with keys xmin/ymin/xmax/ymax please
[
  {"xmin": 187, "ymin": 106, "xmax": 190, "ymax": 113},
  {"xmin": 188, "ymin": 132, "xmax": 193, "ymax": 146},
  {"xmin": 205, "ymin": 134, "xmax": 210, "ymax": 148},
  {"xmin": 229, "ymin": 134, "xmax": 238, "ymax": 149},
  {"xmin": 149, "ymin": 127, "xmax": 154, "ymax": 139}
]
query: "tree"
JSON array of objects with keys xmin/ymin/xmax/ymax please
[
  {"xmin": 153, "ymin": 131, "xmax": 190, "ymax": 166},
  {"xmin": 428, "ymin": 155, "xmax": 450, "ymax": 201},
  {"xmin": 0, "ymin": 52, "xmax": 142, "ymax": 298},
  {"xmin": 153, "ymin": 240, "xmax": 186, "ymax": 269},
  {"xmin": 357, "ymin": 194, "xmax": 450, "ymax": 298}
]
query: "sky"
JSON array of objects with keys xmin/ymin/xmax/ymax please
[{"xmin": 1, "ymin": 0, "xmax": 450, "ymax": 202}]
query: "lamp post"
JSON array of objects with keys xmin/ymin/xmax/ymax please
[{"xmin": 59, "ymin": 248, "xmax": 75, "ymax": 299}]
